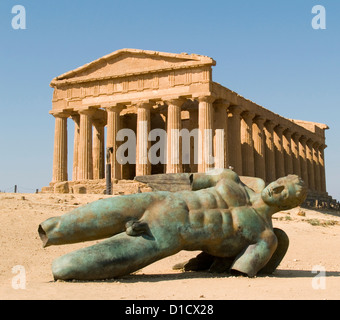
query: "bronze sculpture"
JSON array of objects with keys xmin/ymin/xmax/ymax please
[{"xmin": 38, "ymin": 169, "xmax": 307, "ymax": 280}]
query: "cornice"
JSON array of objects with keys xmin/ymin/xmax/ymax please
[{"xmin": 50, "ymin": 49, "xmax": 216, "ymax": 87}]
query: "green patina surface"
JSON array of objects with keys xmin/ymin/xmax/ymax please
[{"xmin": 39, "ymin": 169, "xmax": 307, "ymax": 281}]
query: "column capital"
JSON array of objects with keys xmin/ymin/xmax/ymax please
[
  {"xmin": 78, "ymin": 107, "xmax": 97, "ymax": 116},
  {"xmin": 164, "ymin": 97, "xmax": 186, "ymax": 107},
  {"xmin": 253, "ymin": 115, "xmax": 266, "ymax": 126},
  {"xmin": 214, "ymin": 99, "xmax": 230, "ymax": 108},
  {"xmin": 106, "ymin": 104, "xmax": 126, "ymax": 113},
  {"xmin": 241, "ymin": 110, "xmax": 256, "ymax": 121},
  {"xmin": 292, "ymin": 132, "xmax": 301, "ymax": 140},
  {"xmin": 51, "ymin": 110, "xmax": 70, "ymax": 118},
  {"xmin": 283, "ymin": 128, "xmax": 292, "ymax": 138},
  {"xmin": 299, "ymin": 135, "xmax": 308, "ymax": 144},
  {"xmin": 274, "ymin": 125, "xmax": 285, "ymax": 134},
  {"xmin": 197, "ymin": 95, "xmax": 215, "ymax": 104},
  {"xmin": 319, "ymin": 144, "xmax": 327, "ymax": 151},
  {"xmin": 313, "ymin": 141, "xmax": 320, "ymax": 148},
  {"xmin": 92, "ymin": 118, "xmax": 106, "ymax": 128},
  {"xmin": 264, "ymin": 120, "xmax": 276, "ymax": 130},
  {"xmin": 228, "ymin": 105, "xmax": 243, "ymax": 115},
  {"xmin": 135, "ymin": 100, "xmax": 154, "ymax": 109},
  {"xmin": 306, "ymin": 138, "xmax": 315, "ymax": 147}
]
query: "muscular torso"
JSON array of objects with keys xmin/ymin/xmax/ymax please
[{"xmin": 143, "ymin": 173, "xmax": 272, "ymax": 258}]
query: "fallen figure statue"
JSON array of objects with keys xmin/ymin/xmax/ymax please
[{"xmin": 38, "ymin": 169, "xmax": 307, "ymax": 280}]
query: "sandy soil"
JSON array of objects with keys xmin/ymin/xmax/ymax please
[{"xmin": 1, "ymin": 192, "xmax": 340, "ymax": 300}]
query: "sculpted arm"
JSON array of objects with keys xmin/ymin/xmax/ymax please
[
  {"xmin": 191, "ymin": 169, "xmax": 266, "ymax": 194},
  {"xmin": 238, "ymin": 176, "xmax": 266, "ymax": 194},
  {"xmin": 191, "ymin": 169, "xmax": 239, "ymax": 191},
  {"xmin": 231, "ymin": 230, "xmax": 278, "ymax": 277}
]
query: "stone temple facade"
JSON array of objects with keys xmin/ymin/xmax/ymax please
[{"xmin": 47, "ymin": 49, "xmax": 329, "ymax": 196}]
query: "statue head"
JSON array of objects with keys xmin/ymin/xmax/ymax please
[{"xmin": 261, "ymin": 175, "xmax": 307, "ymax": 210}]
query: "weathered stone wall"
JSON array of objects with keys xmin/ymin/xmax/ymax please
[{"xmin": 43, "ymin": 179, "xmax": 152, "ymax": 195}]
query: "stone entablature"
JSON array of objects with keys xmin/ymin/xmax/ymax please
[
  {"xmin": 50, "ymin": 49, "xmax": 215, "ymax": 111},
  {"xmin": 49, "ymin": 49, "xmax": 329, "ymax": 194}
]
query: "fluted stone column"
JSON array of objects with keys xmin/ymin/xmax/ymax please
[
  {"xmin": 107, "ymin": 106, "xmax": 124, "ymax": 180},
  {"xmin": 264, "ymin": 120, "xmax": 276, "ymax": 183},
  {"xmin": 283, "ymin": 129, "xmax": 294, "ymax": 174},
  {"xmin": 136, "ymin": 102, "xmax": 152, "ymax": 176},
  {"xmin": 299, "ymin": 136, "xmax": 309, "ymax": 188},
  {"xmin": 313, "ymin": 142, "xmax": 321, "ymax": 193},
  {"xmin": 214, "ymin": 100, "xmax": 229, "ymax": 170},
  {"xmin": 188, "ymin": 108, "xmax": 199, "ymax": 173},
  {"xmin": 227, "ymin": 105, "xmax": 243, "ymax": 175},
  {"xmin": 92, "ymin": 119, "xmax": 105, "ymax": 180},
  {"xmin": 198, "ymin": 96, "xmax": 215, "ymax": 173},
  {"xmin": 241, "ymin": 111, "xmax": 255, "ymax": 177},
  {"xmin": 166, "ymin": 99, "xmax": 183, "ymax": 173},
  {"xmin": 291, "ymin": 133, "xmax": 301, "ymax": 177},
  {"xmin": 319, "ymin": 144, "xmax": 327, "ymax": 193},
  {"xmin": 252, "ymin": 116, "xmax": 266, "ymax": 181},
  {"xmin": 78, "ymin": 109, "xmax": 94, "ymax": 180},
  {"xmin": 71, "ymin": 114, "xmax": 80, "ymax": 181},
  {"xmin": 306, "ymin": 139, "xmax": 315, "ymax": 191},
  {"xmin": 52, "ymin": 112, "xmax": 68, "ymax": 182},
  {"xmin": 274, "ymin": 125, "xmax": 285, "ymax": 179}
]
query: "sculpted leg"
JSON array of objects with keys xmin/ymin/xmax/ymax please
[
  {"xmin": 258, "ymin": 228, "xmax": 289, "ymax": 274},
  {"xmin": 52, "ymin": 232, "xmax": 161, "ymax": 280},
  {"xmin": 202, "ymin": 228, "xmax": 288, "ymax": 275},
  {"xmin": 52, "ymin": 204, "xmax": 185, "ymax": 281},
  {"xmin": 174, "ymin": 228, "xmax": 288, "ymax": 276},
  {"xmin": 52, "ymin": 222, "xmax": 182, "ymax": 281},
  {"xmin": 38, "ymin": 193, "xmax": 164, "ymax": 247}
]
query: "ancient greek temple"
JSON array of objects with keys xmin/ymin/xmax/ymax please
[{"xmin": 48, "ymin": 49, "xmax": 328, "ymax": 195}]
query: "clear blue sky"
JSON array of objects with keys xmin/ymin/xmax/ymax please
[{"xmin": 0, "ymin": 0, "xmax": 339, "ymax": 200}]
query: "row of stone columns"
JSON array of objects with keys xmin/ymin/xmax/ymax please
[
  {"xmin": 52, "ymin": 97, "xmax": 327, "ymax": 193},
  {"xmin": 227, "ymin": 106, "xmax": 327, "ymax": 193},
  {"xmin": 52, "ymin": 109, "xmax": 106, "ymax": 184},
  {"xmin": 51, "ymin": 96, "xmax": 224, "ymax": 184}
]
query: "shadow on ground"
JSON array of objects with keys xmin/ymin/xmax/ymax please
[{"xmin": 52, "ymin": 269, "xmax": 340, "ymax": 284}]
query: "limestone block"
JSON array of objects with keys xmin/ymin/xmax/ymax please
[
  {"xmin": 41, "ymin": 186, "xmax": 54, "ymax": 193},
  {"xmin": 73, "ymin": 185, "xmax": 87, "ymax": 194},
  {"xmin": 54, "ymin": 182, "xmax": 69, "ymax": 194},
  {"xmin": 118, "ymin": 179, "xmax": 134, "ymax": 184}
]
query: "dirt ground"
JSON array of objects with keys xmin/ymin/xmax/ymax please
[{"xmin": 1, "ymin": 192, "xmax": 340, "ymax": 300}]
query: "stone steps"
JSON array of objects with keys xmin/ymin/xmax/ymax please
[{"xmin": 302, "ymin": 191, "xmax": 339, "ymax": 211}]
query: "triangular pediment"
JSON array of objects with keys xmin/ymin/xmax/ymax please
[{"xmin": 51, "ymin": 49, "xmax": 215, "ymax": 85}]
